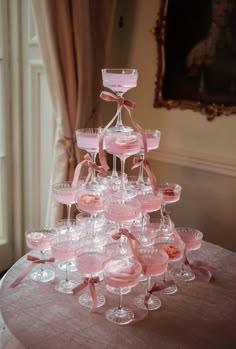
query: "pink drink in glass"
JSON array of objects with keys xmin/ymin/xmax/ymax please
[
  {"xmin": 136, "ymin": 191, "xmax": 163, "ymax": 213},
  {"xmin": 103, "ymin": 257, "xmax": 142, "ymax": 289},
  {"xmin": 76, "ymin": 129, "xmax": 100, "ymax": 153},
  {"xmin": 175, "ymin": 227, "xmax": 203, "ymax": 251},
  {"xmin": 102, "ymin": 69, "xmax": 138, "ymax": 95},
  {"xmin": 138, "ymin": 249, "xmax": 168, "ymax": 276},
  {"xmin": 52, "ymin": 181, "xmax": 83, "ymax": 205},
  {"xmin": 105, "ymin": 132, "xmax": 142, "ymax": 159},
  {"xmin": 76, "ymin": 251, "xmax": 105, "ymax": 274},
  {"xmin": 76, "ymin": 192, "xmax": 104, "ymax": 213},
  {"xmin": 159, "ymin": 183, "xmax": 182, "ymax": 204},
  {"xmin": 26, "ymin": 230, "xmax": 56, "ymax": 250},
  {"xmin": 51, "ymin": 241, "xmax": 80, "ymax": 261},
  {"xmin": 103, "ymin": 197, "xmax": 141, "ymax": 222},
  {"xmin": 142, "ymin": 130, "xmax": 161, "ymax": 151}
]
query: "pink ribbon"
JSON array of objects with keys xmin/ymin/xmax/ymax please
[
  {"xmin": 98, "ymin": 91, "xmax": 148, "ymax": 172},
  {"xmin": 10, "ymin": 255, "xmax": 55, "ymax": 288},
  {"xmin": 132, "ymin": 156, "xmax": 158, "ymax": 193},
  {"xmin": 72, "ymin": 276, "xmax": 100, "ymax": 311},
  {"xmin": 183, "ymin": 253, "xmax": 214, "ymax": 282},
  {"xmin": 144, "ymin": 280, "xmax": 176, "ymax": 308},
  {"xmin": 72, "ymin": 153, "xmax": 107, "ymax": 187},
  {"xmin": 112, "ymin": 228, "xmax": 141, "ymax": 254}
]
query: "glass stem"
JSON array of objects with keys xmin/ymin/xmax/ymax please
[
  {"xmin": 137, "ymin": 153, "xmax": 144, "ymax": 184},
  {"xmin": 160, "ymin": 203, "xmax": 166, "ymax": 226},
  {"xmin": 67, "ymin": 204, "xmax": 72, "ymax": 221},
  {"xmin": 40, "ymin": 250, "xmax": 45, "ymax": 272},
  {"xmin": 147, "ymin": 275, "xmax": 151, "ymax": 292},
  {"xmin": 120, "ymin": 158, "xmax": 126, "ymax": 190},
  {"xmin": 115, "ymin": 105, "xmax": 123, "ymax": 127},
  {"xmin": 118, "ymin": 287, "xmax": 123, "ymax": 310},
  {"xmin": 90, "ymin": 153, "xmax": 97, "ymax": 182},
  {"xmin": 65, "ymin": 261, "xmax": 69, "ymax": 282},
  {"xmin": 112, "ymin": 155, "xmax": 118, "ymax": 177}
]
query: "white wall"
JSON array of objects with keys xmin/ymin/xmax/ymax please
[{"xmin": 102, "ymin": 0, "xmax": 236, "ymax": 252}]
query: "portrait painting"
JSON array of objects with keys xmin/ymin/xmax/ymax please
[{"xmin": 154, "ymin": 0, "xmax": 236, "ymax": 120}]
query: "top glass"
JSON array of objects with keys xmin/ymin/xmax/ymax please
[{"xmin": 102, "ymin": 69, "xmax": 138, "ymax": 95}]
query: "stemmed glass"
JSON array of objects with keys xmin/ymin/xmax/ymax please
[
  {"xmin": 52, "ymin": 181, "xmax": 81, "ymax": 220},
  {"xmin": 76, "ymin": 242, "xmax": 107, "ymax": 308},
  {"xmin": 134, "ymin": 247, "xmax": 169, "ymax": 310},
  {"xmin": 159, "ymin": 182, "xmax": 182, "ymax": 229},
  {"xmin": 101, "ymin": 68, "xmax": 138, "ymax": 178},
  {"xmin": 103, "ymin": 256, "xmax": 142, "ymax": 325},
  {"xmin": 51, "ymin": 235, "xmax": 81, "ymax": 294},
  {"xmin": 174, "ymin": 227, "xmax": 203, "ymax": 282},
  {"xmin": 75, "ymin": 128, "xmax": 103, "ymax": 183},
  {"xmin": 104, "ymin": 130, "xmax": 142, "ymax": 198},
  {"xmin": 137, "ymin": 129, "xmax": 161, "ymax": 184},
  {"xmin": 153, "ymin": 234, "xmax": 185, "ymax": 294},
  {"xmin": 25, "ymin": 229, "xmax": 56, "ymax": 282}
]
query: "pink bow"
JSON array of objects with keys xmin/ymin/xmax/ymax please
[
  {"xmin": 98, "ymin": 91, "xmax": 148, "ymax": 172},
  {"xmin": 144, "ymin": 280, "xmax": 176, "ymax": 308},
  {"xmin": 72, "ymin": 276, "xmax": 100, "ymax": 311},
  {"xmin": 10, "ymin": 255, "xmax": 55, "ymax": 288}
]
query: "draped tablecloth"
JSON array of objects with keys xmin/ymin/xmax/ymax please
[{"xmin": 0, "ymin": 241, "xmax": 236, "ymax": 349}]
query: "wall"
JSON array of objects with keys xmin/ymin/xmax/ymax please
[{"xmin": 102, "ymin": 0, "xmax": 236, "ymax": 252}]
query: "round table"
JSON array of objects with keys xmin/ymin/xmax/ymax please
[{"xmin": 0, "ymin": 241, "xmax": 236, "ymax": 349}]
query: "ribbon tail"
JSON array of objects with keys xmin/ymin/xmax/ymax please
[
  {"xmin": 10, "ymin": 263, "xmax": 36, "ymax": 288},
  {"xmin": 72, "ymin": 282, "xmax": 87, "ymax": 294},
  {"xmin": 88, "ymin": 283, "xmax": 97, "ymax": 311}
]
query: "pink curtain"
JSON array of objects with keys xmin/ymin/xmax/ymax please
[{"xmin": 31, "ymin": 0, "xmax": 117, "ymax": 225}]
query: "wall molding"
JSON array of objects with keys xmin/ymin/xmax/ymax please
[{"xmin": 149, "ymin": 147, "xmax": 236, "ymax": 177}]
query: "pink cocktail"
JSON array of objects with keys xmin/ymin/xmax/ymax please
[
  {"xmin": 176, "ymin": 227, "xmax": 203, "ymax": 251},
  {"xmin": 76, "ymin": 251, "xmax": 105, "ymax": 274},
  {"xmin": 142, "ymin": 129, "xmax": 161, "ymax": 151},
  {"xmin": 103, "ymin": 197, "xmax": 141, "ymax": 222},
  {"xmin": 76, "ymin": 192, "xmax": 104, "ymax": 213},
  {"xmin": 102, "ymin": 69, "xmax": 138, "ymax": 95},
  {"xmin": 159, "ymin": 183, "xmax": 182, "ymax": 204},
  {"xmin": 76, "ymin": 128, "xmax": 101, "ymax": 153},
  {"xmin": 136, "ymin": 190, "xmax": 163, "ymax": 213},
  {"xmin": 105, "ymin": 132, "xmax": 142, "ymax": 160},
  {"xmin": 26, "ymin": 230, "xmax": 56, "ymax": 251}
]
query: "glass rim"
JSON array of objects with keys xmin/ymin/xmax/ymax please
[{"xmin": 102, "ymin": 68, "xmax": 138, "ymax": 74}]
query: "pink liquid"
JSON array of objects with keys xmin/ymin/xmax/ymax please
[
  {"xmin": 103, "ymin": 259, "xmax": 141, "ymax": 288},
  {"xmin": 26, "ymin": 232, "xmax": 54, "ymax": 250},
  {"xmin": 76, "ymin": 252, "xmax": 105, "ymax": 273},
  {"xmin": 161, "ymin": 187, "xmax": 181, "ymax": 204},
  {"xmin": 145, "ymin": 134, "xmax": 160, "ymax": 151},
  {"xmin": 53, "ymin": 190, "xmax": 77, "ymax": 205},
  {"xmin": 105, "ymin": 133, "xmax": 141, "ymax": 159},
  {"xmin": 104, "ymin": 205, "xmax": 140, "ymax": 222},
  {"xmin": 139, "ymin": 254, "xmax": 168, "ymax": 276},
  {"xmin": 102, "ymin": 72, "xmax": 137, "ymax": 94},
  {"xmin": 51, "ymin": 241, "xmax": 79, "ymax": 260},
  {"xmin": 137, "ymin": 193, "xmax": 162, "ymax": 213},
  {"xmin": 76, "ymin": 132, "xmax": 99, "ymax": 153},
  {"xmin": 184, "ymin": 240, "xmax": 202, "ymax": 250},
  {"xmin": 76, "ymin": 193, "xmax": 104, "ymax": 213}
]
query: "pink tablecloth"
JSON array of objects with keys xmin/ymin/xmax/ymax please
[{"xmin": 0, "ymin": 241, "xmax": 236, "ymax": 349}]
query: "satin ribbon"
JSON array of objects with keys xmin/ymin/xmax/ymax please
[
  {"xmin": 72, "ymin": 276, "xmax": 100, "ymax": 311},
  {"xmin": 98, "ymin": 91, "xmax": 148, "ymax": 171},
  {"xmin": 112, "ymin": 228, "xmax": 140, "ymax": 254},
  {"xmin": 183, "ymin": 253, "xmax": 214, "ymax": 282},
  {"xmin": 9, "ymin": 255, "xmax": 55, "ymax": 288},
  {"xmin": 72, "ymin": 153, "xmax": 107, "ymax": 187},
  {"xmin": 132, "ymin": 156, "xmax": 158, "ymax": 193},
  {"xmin": 144, "ymin": 280, "xmax": 176, "ymax": 308}
]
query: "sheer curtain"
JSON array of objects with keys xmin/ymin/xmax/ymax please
[{"xmin": 31, "ymin": 0, "xmax": 117, "ymax": 226}]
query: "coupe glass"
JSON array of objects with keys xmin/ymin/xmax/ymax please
[
  {"xmin": 153, "ymin": 234, "xmax": 185, "ymax": 295},
  {"xmin": 25, "ymin": 229, "xmax": 56, "ymax": 282},
  {"xmin": 134, "ymin": 247, "xmax": 169, "ymax": 310},
  {"xmin": 101, "ymin": 68, "xmax": 138, "ymax": 178},
  {"xmin": 159, "ymin": 182, "xmax": 182, "ymax": 230},
  {"xmin": 52, "ymin": 181, "xmax": 81, "ymax": 220},
  {"xmin": 103, "ymin": 256, "xmax": 142, "ymax": 325},
  {"xmin": 76, "ymin": 243, "xmax": 107, "ymax": 308},
  {"xmin": 51, "ymin": 235, "xmax": 81, "ymax": 294},
  {"xmin": 174, "ymin": 227, "xmax": 203, "ymax": 281}
]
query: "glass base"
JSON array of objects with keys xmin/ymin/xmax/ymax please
[
  {"xmin": 134, "ymin": 294, "xmax": 161, "ymax": 311},
  {"xmin": 30, "ymin": 269, "xmax": 55, "ymax": 283},
  {"xmin": 106, "ymin": 284, "xmax": 130, "ymax": 295},
  {"xmin": 55, "ymin": 279, "xmax": 78, "ymax": 294},
  {"xmin": 161, "ymin": 283, "xmax": 178, "ymax": 295},
  {"xmin": 78, "ymin": 292, "xmax": 105, "ymax": 308},
  {"xmin": 105, "ymin": 306, "xmax": 134, "ymax": 325},
  {"xmin": 175, "ymin": 267, "xmax": 195, "ymax": 282},
  {"xmin": 57, "ymin": 260, "xmax": 78, "ymax": 272}
]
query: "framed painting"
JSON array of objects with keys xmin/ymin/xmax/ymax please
[{"xmin": 154, "ymin": 0, "xmax": 236, "ymax": 120}]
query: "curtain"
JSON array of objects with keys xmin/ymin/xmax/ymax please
[{"xmin": 31, "ymin": 0, "xmax": 117, "ymax": 226}]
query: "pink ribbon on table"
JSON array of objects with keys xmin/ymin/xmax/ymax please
[
  {"xmin": 72, "ymin": 153, "xmax": 107, "ymax": 187},
  {"xmin": 98, "ymin": 91, "xmax": 148, "ymax": 171},
  {"xmin": 9, "ymin": 255, "xmax": 55, "ymax": 288},
  {"xmin": 72, "ymin": 276, "xmax": 100, "ymax": 311},
  {"xmin": 144, "ymin": 280, "xmax": 176, "ymax": 308},
  {"xmin": 183, "ymin": 253, "xmax": 215, "ymax": 282},
  {"xmin": 132, "ymin": 156, "xmax": 158, "ymax": 194}
]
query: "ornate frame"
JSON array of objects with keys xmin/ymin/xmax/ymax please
[{"xmin": 154, "ymin": 0, "xmax": 236, "ymax": 121}]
